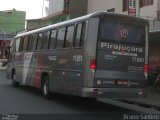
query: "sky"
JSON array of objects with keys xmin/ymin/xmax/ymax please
[{"xmin": 0, "ymin": 0, "xmax": 44, "ymax": 19}]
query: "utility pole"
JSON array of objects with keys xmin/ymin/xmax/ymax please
[
  {"xmin": 42, "ymin": 0, "xmax": 45, "ymax": 17},
  {"xmin": 136, "ymin": 0, "xmax": 140, "ymax": 17}
]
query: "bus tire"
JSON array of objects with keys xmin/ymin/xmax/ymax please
[
  {"xmin": 41, "ymin": 75, "xmax": 51, "ymax": 99},
  {"xmin": 11, "ymin": 70, "xmax": 20, "ymax": 87}
]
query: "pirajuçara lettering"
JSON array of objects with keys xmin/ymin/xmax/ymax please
[{"xmin": 101, "ymin": 42, "xmax": 143, "ymax": 53}]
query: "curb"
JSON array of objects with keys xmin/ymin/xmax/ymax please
[
  {"xmin": 0, "ymin": 67, "xmax": 6, "ymax": 72},
  {"xmin": 118, "ymin": 99, "xmax": 160, "ymax": 112}
]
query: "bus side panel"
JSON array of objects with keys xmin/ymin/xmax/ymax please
[
  {"xmin": 13, "ymin": 52, "xmax": 35, "ymax": 85},
  {"xmin": 6, "ymin": 53, "xmax": 15, "ymax": 80},
  {"xmin": 25, "ymin": 51, "xmax": 39, "ymax": 87},
  {"xmin": 37, "ymin": 49, "xmax": 84, "ymax": 96},
  {"xmin": 11, "ymin": 52, "xmax": 24, "ymax": 83}
]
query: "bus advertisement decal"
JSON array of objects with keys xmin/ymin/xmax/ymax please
[
  {"xmin": 34, "ymin": 54, "xmax": 44, "ymax": 87},
  {"xmin": 112, "ymin": 51, "xmax": 137, "ymax": 57},
  {"xmin": 22, "ymin": 53, "xmax": 33, "ymax": 84},
  {"xmin": 100, "ymin": 42, "xmax": 143, "ymax": 53}
]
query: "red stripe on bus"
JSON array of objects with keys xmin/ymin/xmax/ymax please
[{"xmin": 34, "ymin": 54, "xmax": 44, "ymax": 87}]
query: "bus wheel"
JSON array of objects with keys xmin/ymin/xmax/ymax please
[
  {"xmin": 41, "ymin": 75, "xmax": 51, "ymax": 98},
  {"xmin": 11, "ymin": 70, "xmax": 20, "ymax": 87}
]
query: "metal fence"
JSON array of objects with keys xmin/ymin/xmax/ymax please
[
  {"xmin": 139, "ymin": 16, "xmax": 160, "ymax": 31},
  {"xmin": 149, "ymin": 20, "xmax": 160, "ymax": 31}
]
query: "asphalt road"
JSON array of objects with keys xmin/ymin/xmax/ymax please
[{"xmin": 0, "ymin": 70, "xmax": 138, "ymax": 120}]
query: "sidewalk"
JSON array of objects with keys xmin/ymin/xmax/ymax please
[
  {"xmin": 0, "ymin": 62, "xmax": 7, "ymax": 71},
  {"xmin": 0, "ymin": 66, "xmax": 7, "ymax": 71},
  {"xmin": 120, "ymin": 87, "xmax": 160, "ymax": 111}
]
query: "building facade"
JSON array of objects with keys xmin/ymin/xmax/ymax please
[
  {"xmin": 0, "ymin": 9, "xmax": 26, "ymax": 34},
  {"xmin": 27, "ymin": 0, "xmax": 88, "ymax": 30},
  {"xmin": 0, "ymin": 9, "xmax": 24, "ymax": 66},
  {"xmin": 0, "ymin": 34, "xmax": 14, "ymax": 61},
  {"xmin": 88, "ymin": 0, "xmax": 160, "ymax": 30},
  {"xmin": 88, "ymin": 0, "xmax": 159, "ymax": 19},
  {"xmin": 44, "ymin": 0, "xmax": 87, "ymax": 19},
  {"xmin": 27, "ymin": 0, "xmax": 160, "ymax": 30},
  {"xmin": 26, "ymin": 19, "xmax": 49, "ymax": 30}
]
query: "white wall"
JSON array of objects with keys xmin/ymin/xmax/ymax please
[
  {"xmin": 139, "ymin": 0, "xmax": 157, "ymax": 19},
  {"xmin": 87, "ymin": 0, "xmax": 116, "ymax": 14},
  {"xmin": 47, "ymin": 0, "xmax": 64, "ymax": 16}
]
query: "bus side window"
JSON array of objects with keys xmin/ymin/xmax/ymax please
[
  {"xmin": 19, "ymin": 37, "xmax": 24, "ymax": 52},
  {"xmin": 65, "ymin": 25, "xmax": 74, "ymax": 48},
  {"xmin": 15, "ymin": 38, "xmax": 20, "ymax": 52},
  {"xmin": 10, "ymin": 40, "xmax": 16, "ymax": 53},
  {"xmin": 41, "ymin": 31, "xmax": 50, "ymax": 50},
  {"xmin": 27, "ymin": 35, "xmax": 33, "ymax": 51},
  {"xmin": 31, "ymin": 34, "xmax": 38, "ymax": 51},
  {"xmin": 74, "ymin": 23, "xmax": 85, "ymax": 48},
  {"xmin": 37, "ymin": 33, "xmax": 43, "ymax": 50},
  {"xmin": 56, "ymin": 27, "xmax": 66, "ymax": 48},
  {"xmin": 49, "ymin": 30, "xmax": 57, "ymax": 49},
  {"xmin": 23, "ymin": 36, "xmax": 29, "ymax": 51},
  {"xmin": 28, "ymin": 34, "xmax": 38, "ymax": 51},
  {"xmin": 80, "ymin": 23, "xmax": 86, "ymax": 47}
]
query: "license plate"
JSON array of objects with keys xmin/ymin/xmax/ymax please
[{"xmin": 115, "ymin": 80, "xmax": 128, "ymax": 86}]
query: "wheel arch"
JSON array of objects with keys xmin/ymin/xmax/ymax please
[{"xmin": 40, "ymin": 72, "xmax": 49, "ymax": 88}]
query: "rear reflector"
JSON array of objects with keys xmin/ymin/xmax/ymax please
[{"xmin": 90, "ymin": 59, "xmax": 96, "ymax": 69}]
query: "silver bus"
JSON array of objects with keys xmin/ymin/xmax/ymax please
[{"xmin": 6, "ymin": 12, "xmax": 149, "ymax": 99}]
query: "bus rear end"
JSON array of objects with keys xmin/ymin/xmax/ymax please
[{"xmin": 83, "ymin": 14, "xmax": 149, "ymax": 98}]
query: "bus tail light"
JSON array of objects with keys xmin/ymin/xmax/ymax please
[
  {"xmin": 90, "ymin": 59, "xmax": 96, "ymax": 70},
  {"xmin": 144, "ymin": 64, "xmax": 148, "ymax": 73},
  {"xmin": 144, "ymin": 64, "xmax": 148, "ymax": 78}
]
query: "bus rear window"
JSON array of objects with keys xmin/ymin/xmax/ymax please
[{"xmin": 99, "ymin": 21, "xmax": 145, "ymax": 45}]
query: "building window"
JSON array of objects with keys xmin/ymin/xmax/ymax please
[
  {"xmin": 123, "ymin": 0, "xmax": 153, "ymax": 12},
  {"xmin": 64, "ymin": 0, "xmax": 70, "ymax": 13},
  {"xmin": 139, "ymin": 0, "xmax": 153, "ymax": 7},
  {"xmin": 123, "ymin": 0, "xmax": 129, "ymax": 12}
]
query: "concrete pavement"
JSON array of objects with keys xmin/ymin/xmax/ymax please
[{"xmin": 118, "ymin": 87, "xmax": 160, "ymax": 112}]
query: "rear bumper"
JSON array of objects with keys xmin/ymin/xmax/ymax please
[{"xmin": 82, "ymin": 88, "xmax": 147, "ymax": 98}]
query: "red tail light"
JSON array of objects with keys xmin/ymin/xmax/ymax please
[
  {"xmin": 144, "ymin": 64, "xmax": 148, "ymax": 73},
  {"xmin": 90, "ymin": 59, "xmax": 96, "ymax": 69}
]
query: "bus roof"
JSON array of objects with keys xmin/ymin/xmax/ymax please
[{"xmin": 15, "ymin": 11, "xmax": 149, "ymax": 39}]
